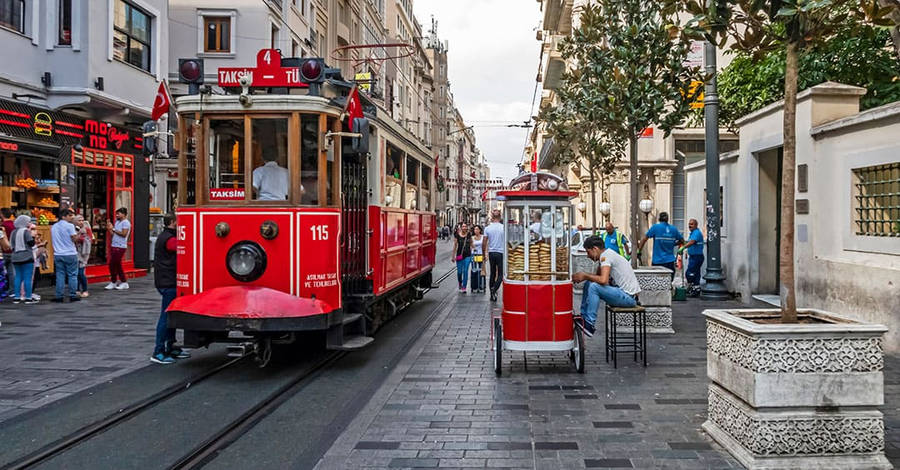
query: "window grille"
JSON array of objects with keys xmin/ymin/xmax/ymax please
[{"xmin": 853, "ymin": 162, "xmax": 900, "ymax": 237}]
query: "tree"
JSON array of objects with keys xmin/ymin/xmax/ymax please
[
  {"xmin": 711, "ymin": 21, "xmax": 900, "ymax": 129},
  {"xmin": 673, "ymin": 0, "xmax": 895, "ymax": 322},
  {"xmin": 552, "ymin": 1, "xmax": 702, "ymax": 266}
]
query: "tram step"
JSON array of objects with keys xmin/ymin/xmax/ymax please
[
  {"xmin": 328, "ymin": 335, "xmax": 374, "ymax": 351},
  {"xmin": 342, "ymin": 313, "xmax": 363, "ymax": 326}
]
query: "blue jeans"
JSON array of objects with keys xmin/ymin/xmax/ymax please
[
  {"xmin": 13, "ymin": 262, "xmax": 34, "ymax": 300},
  {"xmin": 4, "ymin": 258, "xmax": 13, "ymax": 296},
  {"xmin": 77, "ymin": 266, "xmax": 88, "ymax": 292},
  {"xmin": 686, "ymin": 254, "xmax": 704, "ymax": 285},
  {"xmin": 155, "ymin": 287, "xmax": 177, "ymax": 355},
  {"xmin": 580, "ymin": 280, "xmax": 637, "ymax": 327},
  {"xmin": 456, "ymin": 256, "xmax": 471, "ymax": 289},
  {"xmin": 54, "ymin": 255, "xmax": 78, "ymax": 299}
]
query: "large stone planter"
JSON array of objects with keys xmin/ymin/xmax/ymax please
[
  {"xmin": 702, "ymin": 308, "xmax": 890, "ymax": 469},
  {"xmin": 632, "ymin": 266, "xmax": 674, "ymax": 334}
]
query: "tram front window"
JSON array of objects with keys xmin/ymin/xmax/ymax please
[
  {"xmin": 250, "ymin": 118, "xmax": 289, "ymax": 201},
  {"xmin": 208, "ymin": 119, "xmax": 245, "ymax": 196}
]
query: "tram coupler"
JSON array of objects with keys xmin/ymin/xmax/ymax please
[{"xmin": 226, "ymin": 342, "xmax": 256, "ymax": 358}]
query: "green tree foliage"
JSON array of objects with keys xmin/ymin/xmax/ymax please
[
  {"xmin": 713, "ymin": 24, "xmax": 900, "ymax": 129},
  {"xmin": 542, "ymin": 0, "xmax": 702, "ymax": 262}
]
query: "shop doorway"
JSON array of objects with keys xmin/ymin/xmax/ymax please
[
  {"xmin": 77, "ymin": 170, "xmax": 110, "ymax": 265},
  {"xmin": 756, "ymin": 148, "xmax": 781, "ymax": 295}
]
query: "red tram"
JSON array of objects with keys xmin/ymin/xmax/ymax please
[{"xmin": 166, "ymin": 50, "xmax": 436, "ymax": 363}]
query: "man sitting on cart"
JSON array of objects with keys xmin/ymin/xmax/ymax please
[{"xmin": 572, "ymin": 236, "xmax": 641, "ymax": 337}]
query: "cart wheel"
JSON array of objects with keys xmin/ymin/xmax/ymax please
[
  {"xmin": 573, "ymin": 324, "xmax": 585, "ymax": 373},
  {"xmin": 493, "ymin": 318, "xmax": 502, "ymax": 376}
]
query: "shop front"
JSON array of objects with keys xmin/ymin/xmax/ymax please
[{"xmin": 0, "ymin": 98, "xmax": 149, "ymax": 284}]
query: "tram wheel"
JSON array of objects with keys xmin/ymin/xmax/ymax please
[
  {"xmin": 493, "ymin": 318, "xmax": 502, "ymax": 376},
  {"xmin": 573, "ymin": 324, "xmax": 585, "ymax": 374}
]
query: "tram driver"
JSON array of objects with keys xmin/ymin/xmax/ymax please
[{"xmin": 252, "ymin": 146, "xmax": 289, "ymax": 201}]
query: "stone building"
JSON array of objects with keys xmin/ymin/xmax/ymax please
[{"xmin": 685, "ymin": 82, "xmax": 900, "ymax": 351}]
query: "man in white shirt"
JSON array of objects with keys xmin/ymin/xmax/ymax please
[
  {"xmin": 252, "ymin": 148, "xmax": 289, "ymax": 201},
  {"xmin": 572, "ymin": 235, "xmax": 641, "ymax": 337},
  {"xmin": 483, "ymin": 209, "xmax": 505, "ymax": 302},
  {"xmin": 51, "ymin": 209, "xmax": 80, "ymax": 302},
  {"xmin": 106, "ymin": 207, "xmax": 131, "ymax": 290}
]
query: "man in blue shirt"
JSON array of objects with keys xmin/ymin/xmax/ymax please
[
  {"xmin": 678, "ymin": 218, "xmax": 704, "ymax": 296},
  {"xmin": 600, "ymin": 222, "xmax": 630, "ymax": 259},
  {"xmin": 636, "ymin": 212, "xmax": 683, "ymax": 280}
]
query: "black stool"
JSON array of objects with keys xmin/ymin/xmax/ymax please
[{"xmin": 605, "ymin": 305, "xmax": 647, "ymax": 368}]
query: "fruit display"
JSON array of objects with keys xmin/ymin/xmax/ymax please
[
  {"xmin": 32, "ymin": 208, "xmax": 57, "ymax": 224},
  {"xmin": 36, "ymin": 197, "xmax": 58, "ymax": 207},
  {"xmin": 16, "ymin": 178, "xmax": 37, "ymax": 189}
]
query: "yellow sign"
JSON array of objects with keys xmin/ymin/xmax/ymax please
[
  {"xmin": 355, "ymin": 72, "xmax": 372, "ymax": 93},
  {"xmin": 34, "ymin": 112, "xmax": 53, "ymax": 136},
  {"xmin": 689, "ymin": 81, "xmax": 704, "ymax": 109}
]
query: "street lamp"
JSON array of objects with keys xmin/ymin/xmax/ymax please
[{"xmin": 701, "ymin": 28, "xmax": 729, "ymax": 300}]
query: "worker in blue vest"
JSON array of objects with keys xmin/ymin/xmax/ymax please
[
  {"xmin": 636, "ymin": 212, "xmax": 683, "ymax": 280},
  {"xmin": 678, "ymin": 218, "xmax": 704, "ymax": 297},
  {"xmin": 599, "ymin": 222, "xmax": 631, "ymax": 260}
]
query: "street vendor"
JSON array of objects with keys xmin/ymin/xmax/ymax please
[{"xmin": 572, "ymin": 235, "xmax": 641, "ymax": 337}]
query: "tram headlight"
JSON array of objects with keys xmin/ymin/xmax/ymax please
[{"xmin": 226, "ymin": 241, "xmax": 267, "ymax": 282}]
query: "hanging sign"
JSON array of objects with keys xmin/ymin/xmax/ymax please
[
  {"xmin": 217, "ymin": 49, "xmax": 310, "ymax": 88},
  {"xmin": 209, "ymin": 188, "xmax": 245, "ymax": 201}
]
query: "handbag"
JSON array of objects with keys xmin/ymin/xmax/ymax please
[{"xmin": 456, "ymin": 254, "xmax": 463, "ymax": 261}]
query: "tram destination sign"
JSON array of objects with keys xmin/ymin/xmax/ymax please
[{"xmin": 218, "ymin": 49, "xmax": 310, "ymax": 88}]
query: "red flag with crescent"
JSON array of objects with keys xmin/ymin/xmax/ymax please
[
  {"xmin": 530, "ymin": 151, "xmax": 537, "ymax": 172},
  {"xmin": 344, "ymin": 85, "xmax": 363, "ymax": 127},
  {"xmin": 151, "ymin": 81, "xmax": 171, "ymax": 121}
]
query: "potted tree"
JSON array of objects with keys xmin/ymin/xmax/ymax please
[{"xmin": 669, "ymin": 1, "xmax": 895, "ymax": 468}]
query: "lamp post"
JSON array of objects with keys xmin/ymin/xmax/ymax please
[{"xmin": 701, "ymin": 37, "xmax": 729, "ymax": 300}]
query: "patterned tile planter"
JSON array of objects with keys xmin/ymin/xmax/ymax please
[
  {"xmin": 702, "ymin": 308, "xmax": 890, "ymax": 469},
  {"xmin": 632, "ymin": 267, "xmax": 674, "ymax": 334}
]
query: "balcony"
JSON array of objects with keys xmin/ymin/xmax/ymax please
[
  {"xmin": 542, "ymin": 36, "xmax": 565, "ymax": 91},
  {"xmin": 542, "ymin": 0, "xmax": 573, "ymax": 34}
]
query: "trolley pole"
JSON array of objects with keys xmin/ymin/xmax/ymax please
[{"xmin": 700, "ymin": 39, "xmax": 729, "ymax": 300}]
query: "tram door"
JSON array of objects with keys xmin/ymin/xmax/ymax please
[{"xmin": 341, "ymin": 144, "xmax": 369, "ymax": 299}]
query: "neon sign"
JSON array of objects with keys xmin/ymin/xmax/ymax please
[
  {"xmin": 0, "ymin": 141, "xmax": 19, "ymax": 151},
  {"xmin": 85, "ymin": 119, "xmax": 132, "ymax": 150}
]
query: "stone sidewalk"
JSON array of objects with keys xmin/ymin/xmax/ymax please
[
  {"xmin": 317, "ymin": 291, "xmax": 900, "ymax": 469},
  {"xmin": 0, "ymin": 276, "xmax": 162, "ymax": 423}
]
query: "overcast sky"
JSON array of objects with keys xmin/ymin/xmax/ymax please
[{"xmin": 413, "ymin": 0, "xmax": 543, "ymax": 183}]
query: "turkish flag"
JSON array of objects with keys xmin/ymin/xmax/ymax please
[
  {"xmin": 151, "ymin": 81, "xmax": 171, "ymax": 121},
  {"xmin": 530, "ymin": 151, "xmax": 537, "ymax": 172},
  {"xmin": 344, "ymin": 85, "xmax": 363, "ymax": 127}
]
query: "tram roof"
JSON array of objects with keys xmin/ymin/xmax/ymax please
[{"xmin": 174, "ymin": 94, "xmax": 337, "ymax": 115}]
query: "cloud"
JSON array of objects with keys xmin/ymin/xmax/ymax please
[{"xmin": 414, "ymin": 0, "xmax": 542, "ymax": 182}]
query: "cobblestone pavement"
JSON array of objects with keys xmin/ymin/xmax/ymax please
[
  {"xmin": 317, "ymin": 291, "xmax": 900, "ymax": 469},
  {"xmin": 0, "ymin": 276, "xmax": 163, "ymax": 423}
]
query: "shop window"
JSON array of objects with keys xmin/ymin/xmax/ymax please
[
  {"xmin": 113, "ymin": 0, "xmax": 152, "ymax": 72},
  {"xmin": 250, "ymin": 118, "xmax": 289, "ymax": 201},
  {"xmin": 58, "ymin": 0, "xmax": 72, "ymax": 45},
  {"xmin": 853, "ymin": 162, "xmax": 900, "ymax": 237},
  {"xmin": 207, "ymin": 118, "xmax": 245, "ymax": 197},
  {"xmin": 0, "ymin": 0, "xmax": 25, "ymax": 33},
  {"xmin": 204, "ymin": 16, "xmax": 230, "ymax": 53},
  {"xmin": 385, "ymin": 143, "xmax": 402, "ymax": 208},
  {"xmin": 420, "ymin": 164, "xmax": 431, "ymax": 211},
  {"xmin": 270, "ymin": 23, "xmax": 278, "ymax": 49},
  {"xmin": 300, "ymin": 114, "xmax": 320, "ymax": 205},
  {"xmin": 405, "ymin": 156, "xmax": 419, "ymax": 210}
]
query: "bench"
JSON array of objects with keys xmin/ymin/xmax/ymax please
[{"xmin": 605, "ymin": 305, "xmax": 647, "ymax": 368}]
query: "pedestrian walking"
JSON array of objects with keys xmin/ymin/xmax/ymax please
[
  {"xmin": 50, "ymin": 209, "xmax": 80, "ymax": 302},
  {"xmin": 151, "ymin": 213, "xmax": 190, "ymax": 364},
  {"xmin": 452, "ymin": 223, "xmax": 472, "ymax": 293},
  {"xmin": 0, "ymin": 222, "xmax": 9, "ymax": 300},
  {"xmin": 106, "ymin": 207, "xmax": 131, "ymax": 290},
  {"xmin": 572, "ymin": 236, "xmax": 641, "ymax": 337},
  {"xmin": 599, "ymin": 222, "xmax": 631, "ymax": 259},
  {"xmin": 470, "ymin": 225, "xmax": 486, "ymax": 293},
  {"xmin": 2, "ymin": 208, "xmax": 15, "ymax": 298},
  {"xmin": 678, "ymin": 218, "xmax": 704, "ymax": 297},
  {"xmin": 636, "ymin": 212, "xmax": 683, "ymax": 280},
  {"xmin": 484, "ymin": 209, "xmax": 504, "ymax": 302},
  {"xmin": 74, "ymin": 215, "xmax": 93, "ymax": 297},
  {"xmin": 9, "ymin": 215, "xmax": 36, "ymax": 304}
]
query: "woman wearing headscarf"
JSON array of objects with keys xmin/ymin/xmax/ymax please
[{"xmin": 9, "ymin": 215, "xmax": 37, "ymax": 304}]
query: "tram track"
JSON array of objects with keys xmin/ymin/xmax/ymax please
[{"xmin": 2, "ymin": 267, "xmax": 457, "ymax": 470}]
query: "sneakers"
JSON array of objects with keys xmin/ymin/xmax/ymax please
[
  {"xmin": 490, "ymin": 291, "xmax": 497, "ymax": 302},
  {"xmin": 31, "ymin": 293, "xmax": 40, "ymax": 301},
  {"xmin": 24, "ymin": 299, "xmax": 39, "ymax": 305},
  {"xmin": 169, "ymin": 348, "xmax": 191, "ymax": 359},
  {"xmin": 80, "ymin": 291, "xmax": 90, "ymax": 298},
  {"xmin": 69, "ymin": 297, "xmax": 81, "ymax": 302},
  {"xmin": 12, "ymin": 298, "xmax": 22, "ymax": 304},
  {"xmin": 104, "ymin": 282, "xmax": 116, "ymax": 290},
  {"xmin": 150, "ymin": 353, "xmax": 175, "ymax": 364},
  {"xmin": 579, "ymin": 321, "xmax": 596, "ymax": 338},
  {"xmin": 115, "ymin": 282, "xmax": 129, "ymax": 290}
]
